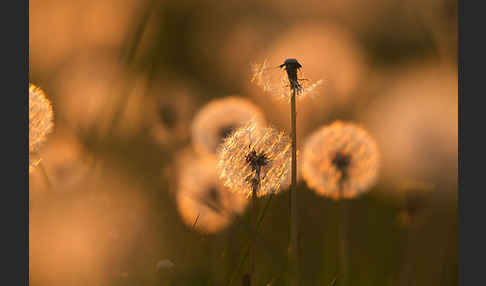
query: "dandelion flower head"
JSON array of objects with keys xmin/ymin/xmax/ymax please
[
  {"xmin": 192, "ymin": 96, "xmax": 266, "ymax": 156},
  {"xmin": 218, "ymin": 121, "xmax": 291, "ymax": 197},
  {"xmin": 29, "ymin": 83, "xmax": 54, "ymax": 170},
  {"xmin": 302, "ymin": 121, "xmax": 379, "ymax": 199},
  {"xmin": 176, "ymin": 156, "xmax": 248, "ymax": 233}
]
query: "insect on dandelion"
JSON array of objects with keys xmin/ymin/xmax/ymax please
[
  {"xmin": 176, "ymin": 156, "xmax": 248, "ymax": 233},
  {"xmin": 29, "ymin": 83, "xmax": 54, "ymax": 172},
  {"xmin": 251, "ymin": 58, "xmax": 323, "ymax": 101},
  {"xmin": 192, "ymin": 96, "xmax": 266, "ymax": 156},
  {"xmin": 302, "ymin": 121, "xmax": 379, "ymax": 199},
  {"xmin": 217, "ymin": 121, "xmax": 291, "ymax": 197}
]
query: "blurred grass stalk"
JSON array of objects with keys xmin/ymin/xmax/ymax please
[
  {"xmin": 91, "ymin": 0, "xmax": 158, "ymax": 157},
  {"xmin": 38, "ymin": 160, "xmax": 52, "ymax": 189},
  {"xmin": 290, "ymin": 87, "xmax": 299, "ymax": 286},
  {"xmin": 338, "ymin": 196, "xmax": 349, "ymax": 286},
  {"xmin": 228, "ymin": 194, "xmax": 275, "ymax": 286}
]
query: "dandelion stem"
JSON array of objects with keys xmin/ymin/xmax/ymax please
[
  {"xmin": 290, "ymin": 87, "xmax": 299, "ymax": 286},
  {"xmin": 250, "ymin": 167, "xmax": 260, "ymax": 285},
  {"xmin": 38, "ymin": 161, "xmax": 52, "ymax": 190},
  {"xmin": 338, "ymin": 184, "xmax": 349, "ymax": 286},
  {"xmin": 398, "ymin": 226, "xmax": 413, "ymax": 286},
  {"xmin": 229, "ymin": 193, "xmax": 274, "ymax": 286}
]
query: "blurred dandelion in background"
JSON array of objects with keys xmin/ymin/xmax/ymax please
[
  {"xmin": 302, "ymin": 121, "xmax": 379, "ymax": 199},
  {"xmin": 192, "ymin": 96, "xmax": 266, "ymax": 156},
  {"xmin": 29, "ymin": 83, "xmax": 54, "ymax": 172},
  {"xmin": 52, "ymin": 53, "xmax": 126, "ymax": 135},
  {"xmin": 148, "ymin": 79, "xmax": 199, "ymax": 147},
  {"xmin": 34, "ymin": 130, "xmax": 92, "ymax": 191},
  {"xmin": 29, "ymin": 0, "xmax": 143, "ymax": 77},
  {"xmin": 359, "ymin": 62, "xmax": 457, "ymax": 192},
  {"xmin": 218, "ymin": 121, "xmax": 291, "ymax": 197},
  {"xmin": 176, "ymin": 156, "xmax": 248, "ymax": 233},
  {"xmin": 52, "ymin": 52, "xmax": 146, "ymax": 138},
  {"xmin": 396, "ymin": 180, "xmax": 434, "ymax": 228}
]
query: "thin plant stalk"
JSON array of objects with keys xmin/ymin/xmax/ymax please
[
  {"xmin": 337, "ymin": 182, "xmax": 349, "ymax": 286},
  {"xmin": 290, "ymin": 86, "xmax": 299, "ymax": 286},
  {"xmin": 228, "ymin": 193, "xmax": 275, "ymax": 286},
  {"xmin": 249, "ymin": 166, "xmax": 260, "ymax": 285},
  {"xmin": 398, "ymin": 224, "xmax": 414, "ymax": 286},
  {"xmin": 38, "ymin": 161, "xmax": 52, "ymax": 189},
  {"xmin": 89, "ymin": 0, "xmax": 158, "ymax": 171}
]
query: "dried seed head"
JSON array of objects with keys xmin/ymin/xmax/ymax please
[
  {"xmin": 251, "ymin": 59, "xmax": 323, "ymax": 101},
  {"xmin": 29, "ymin": 83, "xmax": 54, "ymax": 171},
  {"xmin": 176, "ymin": 156, "xmax": 248, "ymax": 233},
  {"xmin": 150, "ymin": 79, "xmax": 197, "ymax": 146},
  {"xmin": 359, "ymin": 63, "xmax": 457, "ymax": 191},
  {"xmin": 217, "ymin": 121, "xmax": 291, "ymax": 197},
  {"xmin": 37, "ymin": 131, "xmax": 92, "ymax": 189},
  {"xmin": 302, "ymin": 121, "xmax": 379, "ymax": 199},
  {"xmin": 191, "ymin": 97, "xmax": 266, "ymax": 156}
]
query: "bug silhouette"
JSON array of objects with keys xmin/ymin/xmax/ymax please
[
  {"xmin": 279, "ymin": 58, "xmax": 304, "ymax": 94},
  {"xmin": 251, "ymin": 58, "xmax": 322, "ymax": 99}
]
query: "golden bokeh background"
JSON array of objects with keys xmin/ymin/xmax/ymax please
[{"xmin": 29, "ymin": 0, "xmax": 457, "ymax": 285}]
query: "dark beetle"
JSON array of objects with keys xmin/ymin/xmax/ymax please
[{"xmin": 279, "ymin": 58, "xmax": 303, "ymax": 93}]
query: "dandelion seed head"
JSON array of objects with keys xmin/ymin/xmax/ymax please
[
  {"xmin": 192, "ymin": 97, "xmax": 266, "ymax": 156},
  {"xmin": 217, "ymin": 121, "xmax": 292, "ymax": 197},
  {"xmin": 251, "ymin": 59, "xmax": 323, "ymax": 101},
  {"xmin": 39, "ymin": 131, "xmax": 92, "ymax": 189},
  {"xmin": 176, "ymin": 156, "xmax": 248, "ymax": 233},
  {"xmin": 157, "ymin": 102, "xmax": 178, "ymax": 129},
  {"xmin": 150, "ymin": 79, "xmax": 198, "ymax": 146},
  {"xmin": 359, "ymin": 62, "xmax": 457, "ymax": 191},
  {"xmin": 250, "ymin": 23, "xmax": 365, "ymax": 106},
  {"xmin": 29, "ymin": 83, "xmax": 54, "ymax": 169},
  {"xmin": 302, "ymin": 121, "xmax": 379, "ymax": 199}
]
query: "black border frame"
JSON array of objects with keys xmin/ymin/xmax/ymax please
[{"xmin": 1, "ymin": 0, "xmax": 28, "ymax": 284}]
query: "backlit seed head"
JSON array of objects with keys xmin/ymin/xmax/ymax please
[
  {"xmin": 192, "ymin": 96, "xmax": 266, "ymax": 156},
  {"xmin": 29, "ymin": 83, "xmax": 54, "ymax": 171},
  {"xmin": 217, "ymin": 121, "xmax": 291, "ymax": 197},
  {"xmin": 302, "ymin": 121, "xmax": 379, "ymax": 199},
  {"xmin": 251, "ymin": 59, "xmax": 323, "ymax": 101},
  {"xmin": 176, "ymin": 156, "xmax": 248, "ymax": 233}
]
